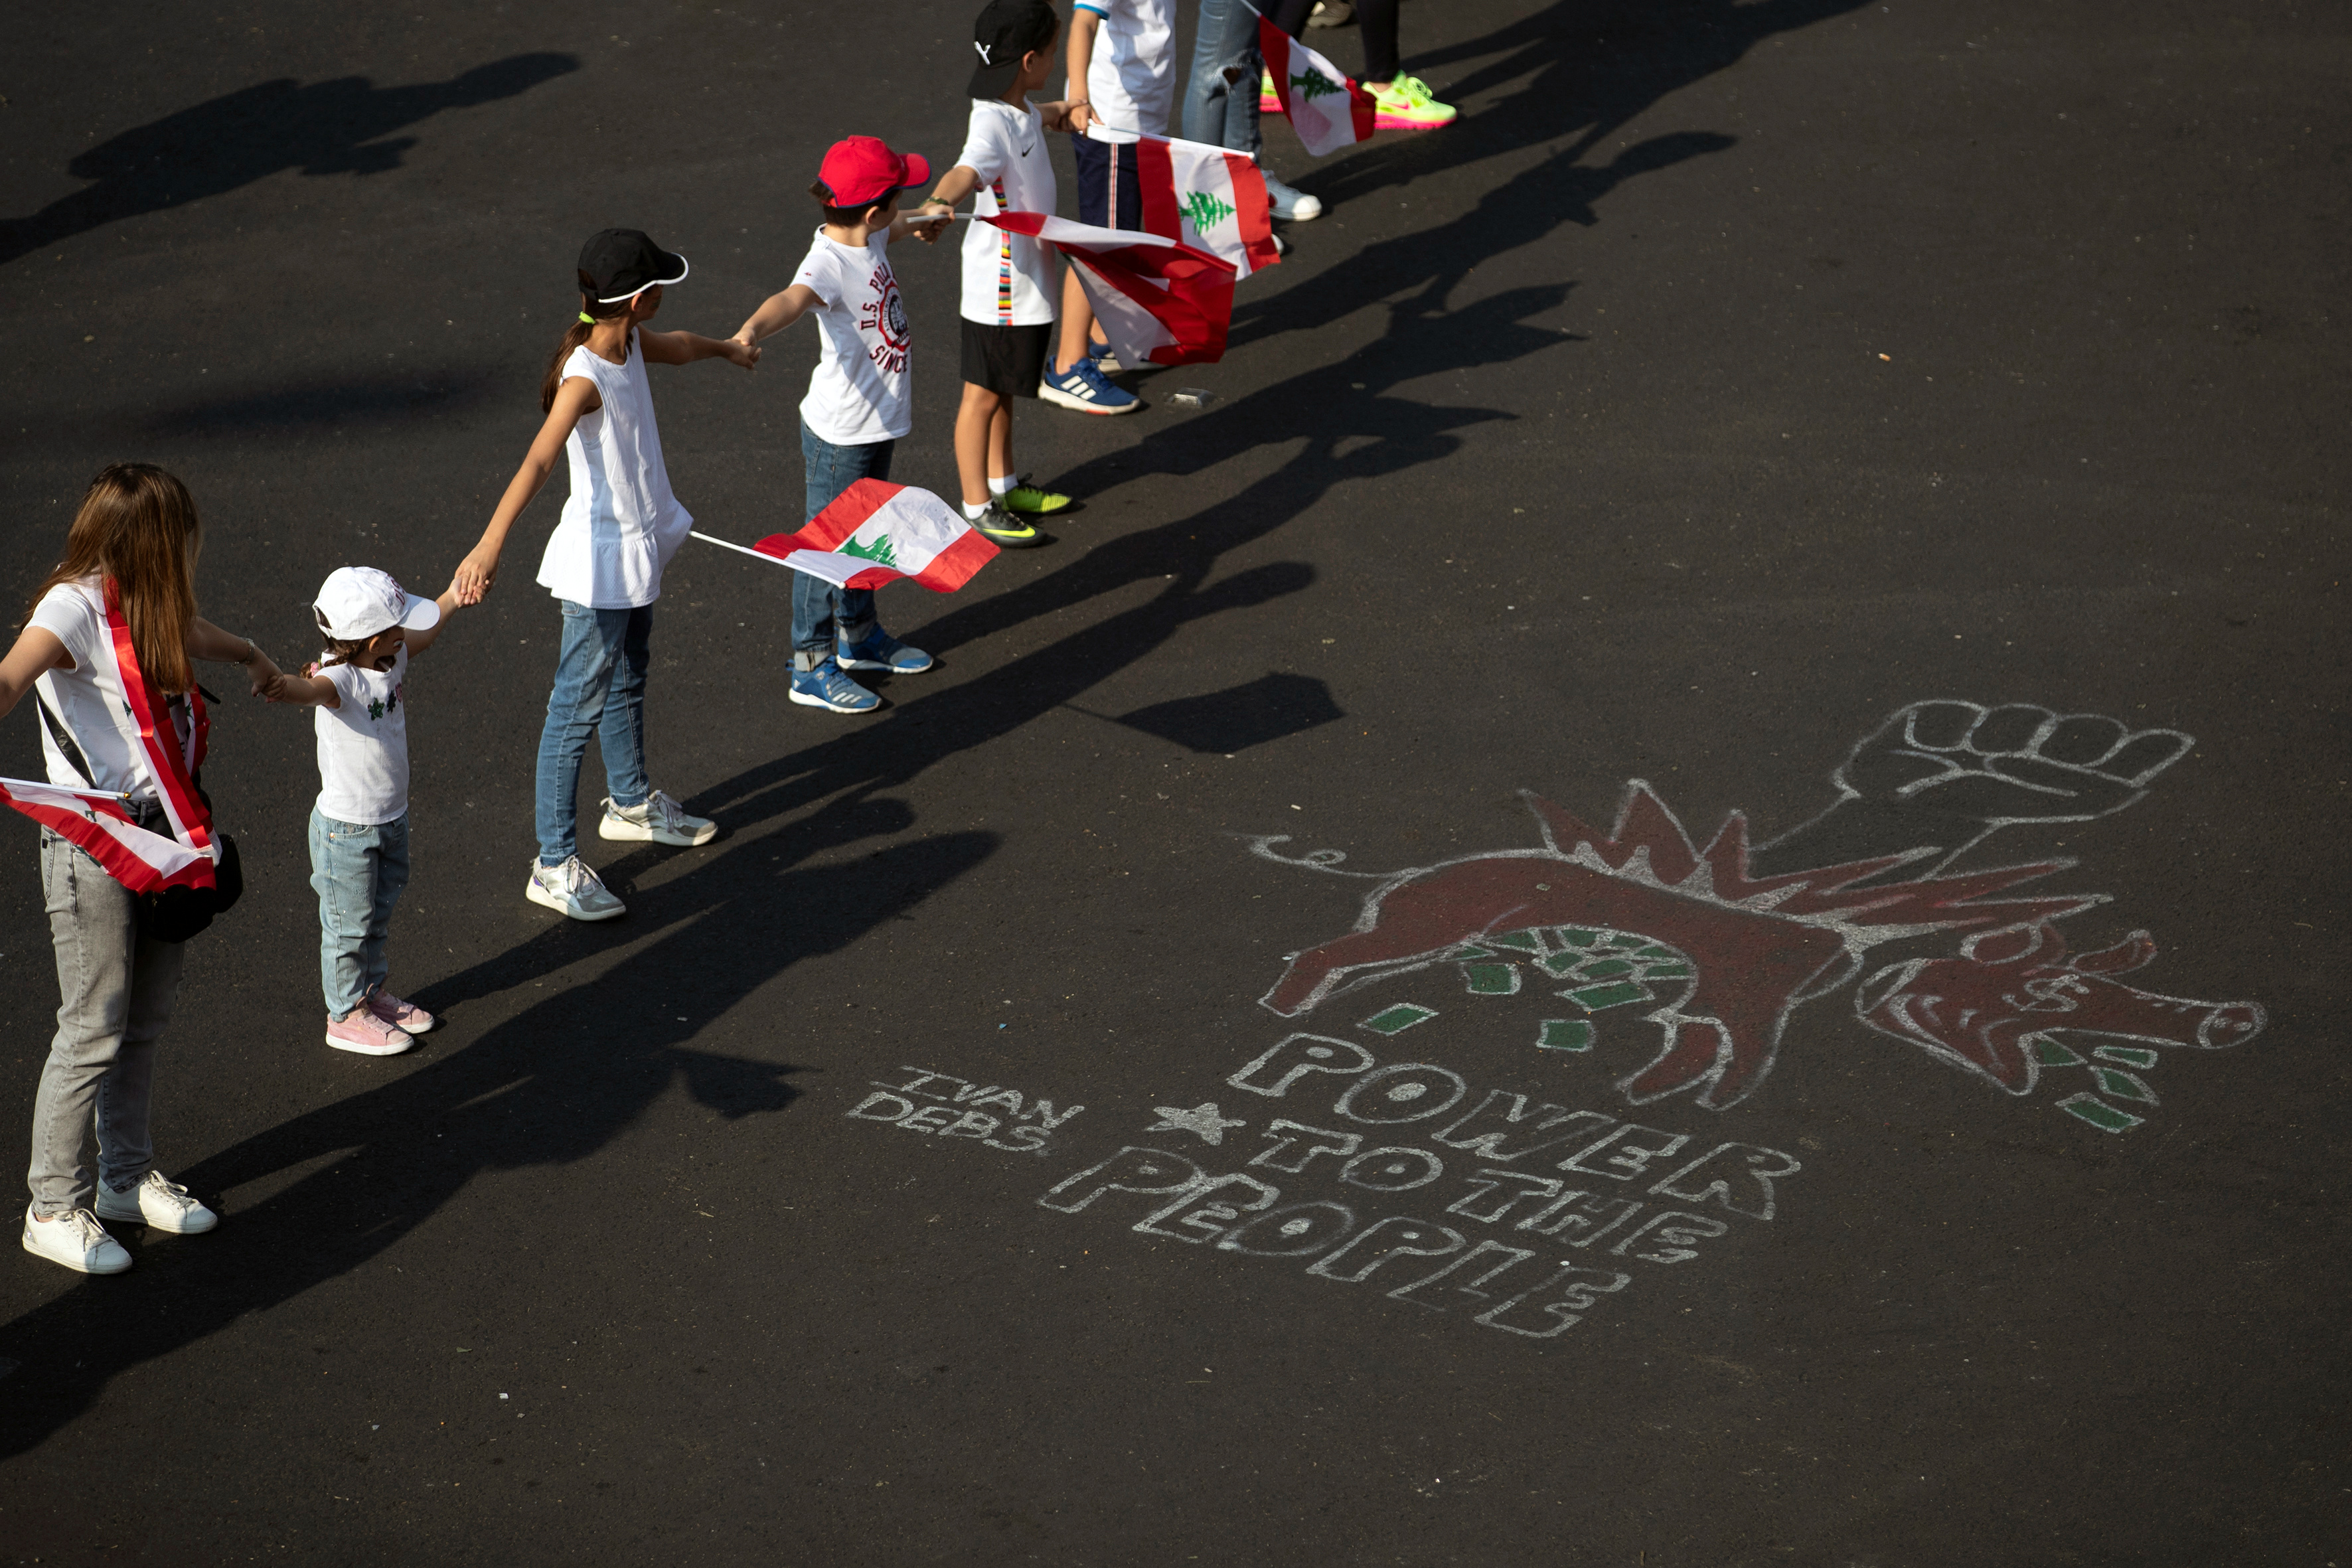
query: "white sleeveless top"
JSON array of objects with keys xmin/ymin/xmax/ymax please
[{"xmin": 536, "ymin": 337, "xmax": 692, "ymax": 609}]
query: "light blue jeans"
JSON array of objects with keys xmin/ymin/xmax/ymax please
[
  {"xmin": 793, "ymin": 421, "xmax": 894, "ymax": 663},
  {"xmin": 535, "ymin": 599, "xmax": 653, "ymax": 865},
  {"xmin": 309, "ymin": 808, "xmax": 410, "ymax": 1020},
  {"xmin": 1182, "ymin": 0, "xmax": 1266, "ymax": 154},
  {"xmin": 27, "ymin": 828, "xmax": 187, "ymax": 1216}
]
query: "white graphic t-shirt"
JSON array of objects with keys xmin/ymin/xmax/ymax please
[
  {"xmin": 313, "ymin": 645, "xmax": 410, "ymax": 826},
  {"xmin": 793, "ymin": 231, "xmax": 913, "ymax": 445},
  {"xmin": 1076, "ymin": 0, "xmax": 1176, "ymax": 144},
  {"xmin": 956, "ymin": 99, "xmax": 1058, "ymax": 326},
  {"xmin": 27, "ymin": 576, "xmax": 191, "ymax": 802}
]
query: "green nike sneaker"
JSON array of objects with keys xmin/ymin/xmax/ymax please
[
  {"xmin": 971, "ymin": 503, "xmax": 1047, "ymax": 549},
  {"xmin": 1000, "ymin": 476, "xmax": 1072, "ymax": 515}
]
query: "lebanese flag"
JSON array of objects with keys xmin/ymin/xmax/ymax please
[
  {"xmin": 1257, "ymin": 15, "xmax": 1376, "ymax": 156},
  {"xmin": 753, "ymin": 480, "xmax": 996, "ymax": 591},
  {"xmin": 1131, "ymin": 131, "xmax": 1279, "ymax": 278},
  {"xmin": 0, "ymin": 777, "xmax": 216, "ymax": 896},
  {"xmin": 979, "ymin": 211, "xmax": 1235, "ymax": 367}
]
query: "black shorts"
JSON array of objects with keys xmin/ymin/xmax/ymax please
[
  {"xmin": 960, "ymin": 319, "xmax": 1052, "ymax": 398},
  {"xmin": 1071, "ymin": 133, "xmax": 1143, "ymax": 230}
]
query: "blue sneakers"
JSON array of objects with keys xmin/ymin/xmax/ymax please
[
  {"xmin": 1040, "ymin": 353, "xmax": 1140, "ymax": 416},
  {"xmin": 789, "ymin": 654, "xmax": 880, "ymax": 714},
  {"xmin": 836, "ymin": 627, "xmax": 934, "ymax": 674}
]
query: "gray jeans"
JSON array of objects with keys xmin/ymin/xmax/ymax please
[{"xmin": 26, "ymin": 829, "xmax": 187, "ymax": 1217}]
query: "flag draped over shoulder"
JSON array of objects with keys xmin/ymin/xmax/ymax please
[
  {"xmin": 0, "ymin": 778, "xmax": 216, "ymax": 896},
  {"xmin": 1131, "ymin": 132, "xmax": 1279, "ymax": 278},
  {"xmin": 979, "ymin": 212, "xmax": 1236, "ymax": 368},
  {"xmin": 753, "ymin": 480, "xmax": 998, "ymax": 591},
  {"xmin": 1257, "ymin": 15, "xmax": 1376, "ymax": 156}
]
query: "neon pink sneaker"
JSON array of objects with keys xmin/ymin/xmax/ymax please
[
  {"xmin": 326, "ymin": 1008, "xmax": 412, "ymax": 1056},
  {"xmin": 367, "ymin": 989, "xmax": 436, "ymax": 1036}
]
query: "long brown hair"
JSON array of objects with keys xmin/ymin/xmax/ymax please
[
  {"xmin": 539, "ymin": 274, "xmax": 635, "ymax": 412},
  {"xmin": 25, "ymin": 463, "xmax": 202, "ymax": 694}
]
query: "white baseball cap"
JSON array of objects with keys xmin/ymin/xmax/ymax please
[{"xmin": 313, "ymin": 566, "xmax": 440, "ymax": 641}]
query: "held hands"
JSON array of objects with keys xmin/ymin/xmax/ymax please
[
  {"xmin": 718, "ymin": 335, "xmax": 759, "ymax": 370},
  {"xmin": 244, "ymin": 649, "xmax": 283, "ymax": 700},
  {"xmin": 1067, "ymin": 102, "xmax": 1095, "ymax": 135},
  {"xmin": 454, "ymin": 547, "xmax": 500, "ymax": 606},
  {"xmin": 911, "ymin": 202, "xmax": 954, "ymax": 245}
]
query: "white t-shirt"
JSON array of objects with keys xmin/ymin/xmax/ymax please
[
  {"xmin": 957, "ymin": 100, "xmax": 1058, "ymax": 326},
  {"xmin": 1077, "ymin": 0, "xmax": 1176, "ymax": 143},
  {"xmin": 313, "ymin": 646, "xmax": 410, "ymax": 826},
  {"xmin": 27, "ymin": 577, "xmax": 193, "ymax": 803},
  {"xmin": 536, "ymin": 337, "xmax": 694, "ymax": 609},
  {"xmin": 793, "ymin": 231, "xmax": 913, "ymax": 445}
]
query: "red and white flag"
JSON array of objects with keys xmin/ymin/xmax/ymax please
[
  {"xmin": 1257, "ymin": 15, "xmax": 1376, "ymax": 156},
  {"xmin": 980, "ymin": 211, "xmax": 1236, "ymax": 368},
  {"xmin": 0, "ymin": 777, "xmax": 216, "ymax": 895},
  {"xmin": 751, "ymin": 480, "xmax": 998, "ymax": 592},
  {"xmin": 1130, "ymin": 131, "xmax": 1279, "ymax": 279}
]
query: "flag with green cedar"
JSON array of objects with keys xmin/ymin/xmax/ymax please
[{"xmin": 1131, "ymin": 130, "xmax": 1280, "ymax": 278}]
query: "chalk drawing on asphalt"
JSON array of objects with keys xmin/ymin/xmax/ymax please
[
  {"xmin": 1144, "ymin": 1101, "xmax": 1247, "ymax": 1144},
  {"xmin": 1243, "ymin": 700, "xmax": 2262, "ymax": 1133}
]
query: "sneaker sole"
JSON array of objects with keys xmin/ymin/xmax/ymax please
[
  {"xmin": 1001, "ymin": 500, "xmax": 1072, "ymax": 515},
  {"xmin": 326, "ymin": 1029, "xmax": 414, "ymax": 1056},
  {"xmin": 598, "ymin": 818, "xmax": 720, "ymax": 846},
  {"xmin": 976, "ymin": 529, "xmax": 1048, "ymax": 549},
  {"xmin": 787, "ymin": 687, "xmax": 880, "ymax": 714},
  {"xmin": 22, "ymin": 1229, "xmax": 133, "ymax": 1273},
  {"xmin": 834, "ymin": 655, "xmax": 935, "ymax": 673},
  {"xmin": 1038, "ymin": 382, "xmax": 1142, "ymax": 416},
  {"xmin": 1374, "ymin": 113, "xmax": 1455, "ymax": 130},
  {"xmin": 94, "ymin": 1202, "xmax": 215, "ymax": 1234},
  {"xmin": 524, "ymin": 884, "xmax": 627, "ymax": 921}
]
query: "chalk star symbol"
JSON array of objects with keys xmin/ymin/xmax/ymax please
[{"xmin": 1144, "ymin": 1101, "xmax": 1245, "ymax": 1146}]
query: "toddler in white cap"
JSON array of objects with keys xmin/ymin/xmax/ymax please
[{"xmin": 264, "ymin": 566, "xmax": 465, "ymax": 1056}]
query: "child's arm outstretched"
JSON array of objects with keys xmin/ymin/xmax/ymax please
[
  {"xmin": 731, "ymin": 285, "xmax": 825, "ymax": 352},
  {"xmin": 639, "ymin": 327, "xmax": 761, "ymax": 369},
  {"xmin": 455, "ymin": 378, "xmax": 602, "ymax": 603},
  {"xmin": 400, "ymin": 583, "xmax": 466, "ymax": 658}
]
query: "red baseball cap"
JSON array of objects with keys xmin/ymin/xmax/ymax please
[{"xmin": 816, "ymin": 136, "xmax": 930, "ymax": 208}]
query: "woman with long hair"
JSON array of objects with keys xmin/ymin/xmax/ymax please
[{"xmin": 0, "ymin": 463, "xmax": 281, "ymax": 1275}]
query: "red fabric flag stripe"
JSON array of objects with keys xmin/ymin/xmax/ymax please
[
  {"xmin": 1259, "ymin": 17, "xmax": 1293, "ymax": 118},
  {"xmin": 99, "ymin": 581, "xmax": 216, "ymax": 886},
  {"xmin": 0, "ymin": 784, "xmax": 214, "ymax": 896},
  {"xmin": 909, "ymin": 525, "xmax": 998, "ymax": 593},
  {"xmin": 1135, "ymin": 134, "xmax": 1182, "ymax": 243},
  {"xmin": 1226, "ymin": 148, "xmax": 1278, "ymax": 272}
]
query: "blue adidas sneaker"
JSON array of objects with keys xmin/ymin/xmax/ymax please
[
  {"xmin": 789, "ymin": 654, "xmax": 879, "ymax": 714},
  {"xmin": 836, "ymin": 626, "xmax": 933, "ymax": 674},
  {"xmin": 1039, "ymin": 353, "xmax": 1140, "ymax": 416}
]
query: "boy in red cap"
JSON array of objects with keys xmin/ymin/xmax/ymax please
[{"xmin": 732, "ymin": 139, "xmax": 952, "ymax": 715}]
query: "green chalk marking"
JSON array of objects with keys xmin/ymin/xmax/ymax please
[
  {"xmin": 1362, "ymin": 1004, "xmax": 1438, "ymax": 1035},
  {"xmin": 1534, "ymin": 951, "xmax": 1583, "ymax": 979},
  {"xmin": 1538, "ymin": 1019, "xmax": 1595, "ymax": 1052},
  {"xmin": 1635, "ymin": 944, "xmax": 1679, "ymax": 958},
  {"xmin": 2058, "ymin": 1092, "xmax": 2144, "ymax": 1133},
  {"xmin": 1573, "ymin": 958, "xmax": 1637, "ymax": 981},
  {"xmin": 1444, "ymin": 943, "xmax": 1497, "ymax": 961},
  {"xmin": 1462, "ymin": 963, "xmax": 1521, "ymax": 996},
  {"xmin": 2093, "ymin": 1046, "xmax": 2160, "ymax": 1069},
  {"xmin": 1551, "ymin": 928, "xmax": 1601, "ymax": 949},
  {"xmin": 2090, "ymin": 1067, "xmax": 2157, "ymax": 1104},
  {"xmin": 2031, "ymin": 1038, "xmax": 2085, "ymax": 1067},
  {"xmin": 1640, "ymin": 962, "xmax": 1693, "ymax": 980},
  {"xmin": 1565, "ymin": 980, "xmax": 1651, "ymax": 1012},
  {"xmin": 1487, "ymin": 930, "xmax": 1545, "ymax": 954}
]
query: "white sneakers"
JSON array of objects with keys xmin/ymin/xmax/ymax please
[
  {"xmin": 23, "ymin": 1207, "xmax": 131, "ymax": 1274},
  {"xmin": 527, "ymin": 855, "xmax": 626, "ymax": 921},
  {"xmin": 25, "ymin": 1174, "xmax": 218, "ymax": 1273},
  {"xmin": 94, "ymin": 1171, "xmax": 217, "ymax": 1233},
  {"xmin": 599, "ymin": 789, "xmax": 717, "ymax": 846}
]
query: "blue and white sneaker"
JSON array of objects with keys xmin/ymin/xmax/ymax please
[
  {"xmin": 1087, "ymin": 339, "xmax": 1125, "ymax": 374},
  {"xmin": 1040, "ymin": 354, "xmax": 1141, "ymax": 416},
  {"xmin": 836, "ymin": 627, "xmax": 933, "ymax": 674},
  {"xmin": 788, "ymin": 654, "xmax": 880, "ymax": 714}
]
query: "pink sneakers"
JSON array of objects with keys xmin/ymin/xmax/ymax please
[
  {"xmin": 367, "ymin": 989, "xmax": 436, "ymax": 1035},
  {"xmin": 326, "ymin": 1007, "xmax": 412, "ymax": 1056}
]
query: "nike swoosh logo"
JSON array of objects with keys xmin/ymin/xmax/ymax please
[{"xmin": 1020, "ymin": 143, "xmax": 1035, "ymax": 155}]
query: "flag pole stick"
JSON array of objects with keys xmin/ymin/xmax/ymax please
[
  {"xmin": 689, "ymin": 530, "xmax": 795, "ymax": 566},
  {"xmin": 0, "ymin": 777, "xmax": 133, "ymax": 802}
]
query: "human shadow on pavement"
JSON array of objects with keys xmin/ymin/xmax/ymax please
[
  {"xmin": 0, "ymin": 53, "xmax": 579, "ymax": 267},
  {"xmin": 0, "ymin": 812, "xmax": 994, "ymax": 1458}
]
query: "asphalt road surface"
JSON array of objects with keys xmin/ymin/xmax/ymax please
[{"xmin": 1, "ymin": 1, "xmax": 2346, "ymax": 1564}]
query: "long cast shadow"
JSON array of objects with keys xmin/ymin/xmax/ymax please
[{"xmin": 0, "ymin": 54, "xmax": 580, "ymax": 268}]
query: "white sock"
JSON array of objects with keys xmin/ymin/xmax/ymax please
[
  {"xmin": 963, "ymin": 500, "xmax": 992, "ymax": 520},
  {"xmin": 989, "ymin": 475, "xmax": 1016, "ymax": 497}
]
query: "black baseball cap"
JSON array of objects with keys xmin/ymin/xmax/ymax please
[
  {"xmin": 969, "ymin": 0, "xmax": 1059, "ymax": 100},
  {"xmin": 576, "ymin": 228, "xmax": 689, "ymax": 303}
]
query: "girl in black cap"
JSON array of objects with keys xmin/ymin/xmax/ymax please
[{"xmin": 454, "ymin": 230, "xmax": 755, "ymax": 923}]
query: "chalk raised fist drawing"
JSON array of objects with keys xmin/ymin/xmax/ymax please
[{"xmin": 1749, "ymin": 700, "xmax": 2194, "ymax": 878}]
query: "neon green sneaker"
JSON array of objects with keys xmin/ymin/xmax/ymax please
[
  {"xmin": 1259, "ymin": 69, "xmax": 1281, "ymax": 114},
  {"xmin": 1000, "ymin": 475, "xmax": 1071, "ymax": 515},
  {"xmin": 1368, "ymin": 74, "xmax": 1456, "ymax": 131}
]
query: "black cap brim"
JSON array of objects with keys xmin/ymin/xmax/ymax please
[
  {"xmin": 594, "ymin": 248, "xmax": 688, "ymax": 303},
  {"xmin": 969, "ymin": 57, "xmax": 1025, "ymax": 99}
]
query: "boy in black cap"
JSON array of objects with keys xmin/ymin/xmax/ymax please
[{"xmin": 915, "ymin": 0, "xmax": 1079, "ymax": 547}]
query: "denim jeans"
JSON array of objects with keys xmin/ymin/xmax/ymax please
[
  {"xmin": 1266, "ymin": 0, "xmax": 1400, "ymax": 82},
  {"xmin": 310, "ymin": 808, "xmax": 410, "ymax": 1020},
  {"xmin": 26, "ymin": 830, "xmax": 187, "ymax": 1217},
  {"xmin": 535, "ymin": 599, "xmax": 653, "ymax": 865},
  {"xmin": 1183, "ymin": 0, "xmax": 1265, "ymax": 154},
  {"xmin": 793, "ymin": 421, "xmax": 893, "ymax": 661}
]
